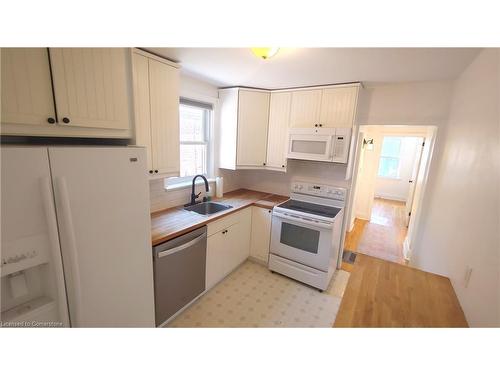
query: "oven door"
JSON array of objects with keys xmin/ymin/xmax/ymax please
[
  {"xmin": 287, "ymin": 133, "xmax": 333, "ymax": 162},
  {"xmin": 270, "ymin": 211, "xmax": 333, "ymax": 271}
]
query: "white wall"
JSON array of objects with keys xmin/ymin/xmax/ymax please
[
  {"xmin": 374, "ymin": 137, "xmax": 421, "ymax": 202},
  {"xmin": 412, "ymin": 49, "xmax": 500, "ymax": 327},
  {"xmin": 358, "ymin": 80, "xmax": 453, "ymax": 126}
]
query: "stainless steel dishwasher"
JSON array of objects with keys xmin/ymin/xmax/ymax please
[{"xmin": 153, "ymin": 226, "xmax": 207, "ymax": 326}]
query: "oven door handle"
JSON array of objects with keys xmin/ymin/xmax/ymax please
[{"xmin": 273, "ymin": 211, "xmax": 333, "ymax": 229}]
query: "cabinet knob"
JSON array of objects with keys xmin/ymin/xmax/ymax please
[
  {"xmin": 314, "ymin": 124, "xmax": 318, "ymax": 127},
  {"xmin": 281, "ymin": 165, "xmax": 285, "ymax": 168},
  {"xmin": 62, "ymin": 117, "xmax": 70, "ymax": 124},
  {"xmin": 319, "ymin": 124, "xmax": 323, "ymax": 127},
  {"xmin": 154, "ymin": 170, "xmax": 159, "ymax": 173},
  {"xmin": 263, "ymin": 162, "xmax": 266, "ymax": 166},
  {"xmin": 47, "ymin": 117, "xmax": 56, "ymax": 124},
  {"xmin": 148, "ymin": 170, "xmax": 153, "ymax": 174}
]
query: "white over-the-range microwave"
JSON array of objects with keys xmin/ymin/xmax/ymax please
[{"xmin": 287, "ymin": 127, "xmax": 352, "ymax": 163}]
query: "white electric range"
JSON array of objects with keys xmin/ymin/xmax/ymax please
[{"xmin": 269, "ymin": 181, "xmax": 346, "ymax": 291}]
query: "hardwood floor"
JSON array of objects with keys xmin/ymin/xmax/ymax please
[
  {"xmin": 334, "ymin": 254, "xmax": 468, "ymax": 327},
  {"xmin": 342, "ymin": 198, "xmax": 407, "ymax": 269}
]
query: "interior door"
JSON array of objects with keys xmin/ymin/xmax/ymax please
[
  {"xmin": 1, "ymin": 48, "xmax": 56, "ymax": 126},
  {"xmin": 48, "ymin": 147, "xmax": 155, "ymax": 327},
  {"xmin": 236, "ymin": 90, "xmax": 270, "ymax": 167},
  {"xmin": 49, "ymin": 48, "xmax": 131, "ymax": 130},
  {"xmin": 405, "ymin": 139, "xmax": 425, "ymax": 226},
  {"xmin": 289, "ymin": 89, "xmax": 322, "ymax": 128},
  {"xmin": 148, "ymin": 58, "xmax": 180, "ymax": 176}
]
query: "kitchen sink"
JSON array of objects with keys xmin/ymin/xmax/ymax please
[{"xmin": 184, "ymin": 201, "xmax": 233, "ymax": 215}]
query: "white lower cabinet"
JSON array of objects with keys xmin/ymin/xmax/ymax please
[
  {"xmin": 249, "ymin": 206, "xmax": 272, "ymax": 264},
  {"xmin": 206, "ymin": 208, "xmax": 251, "ymax": 290}
]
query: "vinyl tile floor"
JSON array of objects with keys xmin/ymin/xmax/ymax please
[{"xmin": 168, "ymin": 260, "xmax": 350, "ymax": 328}]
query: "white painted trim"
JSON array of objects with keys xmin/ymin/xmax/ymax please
[{"xmin": 403, "ymin": 236, "xmax": 411, "ymax": 260}]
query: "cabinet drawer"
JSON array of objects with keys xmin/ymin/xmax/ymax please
[{"xmin": 207, "ymin": 207, "xmax": 251, "ymax": 236}]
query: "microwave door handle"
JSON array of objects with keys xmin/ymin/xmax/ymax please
[{"xmin": 273, "ymin": 211, "xmax": 332, "ymax": 229}]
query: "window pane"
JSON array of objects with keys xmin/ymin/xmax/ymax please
[
  {"xmin": 381, "ymin": 137, "xmax": 402, "ymax": 157},
  {"xmin": 180, "ymin": 144, "xmax": 207, "ymax": 177},
  {"xmin": 378, "ymin": 157, "xmax": 400, "ymax": 178},
  {"xmin": 179, "ymin": 104, "xmax": 206, "ymax": 142}
]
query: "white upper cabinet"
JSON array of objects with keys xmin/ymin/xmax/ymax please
[
  {"xmin": 319, "ymin": 86, "xmax": 359, "ymax": 127},
  {"xmin": 49, "ymin": 48, "xmax": 131, "ymax": 130},
  {"xmin": 131, "ymin": 50, "xmax": 180, "ymax": 177},
  {"xmin": 131, "ymin": 53, "xmax": 153, "ymax": 171},
  {"xmin": 219, "ymin": 88, "xmax": 270, "ymax": 170},
  {"xmin": 148, "ymin": 58, "xmax": 180, "ymax": 176},
  {"xmin": 1, "ymin": 48, "xmax": 56, "ymax": 127},
  {"xmin": 266, "ymin": 91, "xmax": 291, "ymax": 170},
  {"xmin": 1, "ymin": 48, "xmax": 133, "ymax": 138},
  {"xmin": 289, "ymin": 89, "xmax": 322, "ymax": 128},
  {"xmin": 236, "ymin": 90, "xmax": 270, "ymax": 167}
]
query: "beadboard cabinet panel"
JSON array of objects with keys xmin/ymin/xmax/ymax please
[
  {"xmin": 148, "ymin": 58, "xmax": 180, "ymax": 176},
  {"xmin": 1, "ymin": 48, "xmax": 55, "ymax": 126},
  {"xmin": 131, "ymin": 53, "xmax": 153, "ymax": 171},
  {"xmin": 49, "ymin": 48, "xmax": 131, "ymax": 130},
  {"xmin": 266, "ymin": 91, "xmax": 291, "ymax": 170},
  {"xmin": 236, "ymin": 90, "xmax": 270, "ymax": 167},
  {"xmin": 289, "ymin": 89, "xmax": 322, "ymax": 128},
  {"xmin": 319, "ymin": 86, "xmax": 359, "ymax": 127}
]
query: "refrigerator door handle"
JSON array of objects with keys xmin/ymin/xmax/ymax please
[
  {"xmin": 40, "ymin": 177, "xmax": 70, "ymax": 327},
  {"xmin": 55, "ymin": 177, "xmax": 83, "ymax": 327}
]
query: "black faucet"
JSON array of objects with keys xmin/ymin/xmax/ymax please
[{"xmin": 188, "ymin": 175, "xmax": 209, "ymax": 206}]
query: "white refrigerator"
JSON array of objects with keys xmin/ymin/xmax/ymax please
[{"xmin": 1, "ymin": 146, "xmax": 155, "ymax": 327}]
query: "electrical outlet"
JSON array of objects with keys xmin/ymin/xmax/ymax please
[{"xmin": 464, "ymin": 266, "xmax": 473, "ymax": 288}]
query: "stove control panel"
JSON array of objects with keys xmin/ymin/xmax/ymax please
[{"xmin": 292, "ymin": 182, "xmax": 346, "ymax": 201}]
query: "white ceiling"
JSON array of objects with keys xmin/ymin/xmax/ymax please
[{"xmin": 145, "ymin": 48, "xmax": 480, "ymax": 89}]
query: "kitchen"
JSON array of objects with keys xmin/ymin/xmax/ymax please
[{"xmin": 1, "ymin": 10, "xmax": 499, "ymax": 372}]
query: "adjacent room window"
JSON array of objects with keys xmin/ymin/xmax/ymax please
[{"xmin": 378, "ymin": 136, "xmax": 402, "ymax": 179}]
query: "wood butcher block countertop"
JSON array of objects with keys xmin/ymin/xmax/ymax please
[
  {"xmin": 151, "ymin": 189, "xmax": 288, "ymax": 246},
  {"xmin": 334, "ymin": 254, "xmax": 468, "ymax": 327}
]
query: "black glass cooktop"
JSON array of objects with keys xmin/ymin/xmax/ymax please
[{"xmin": 277, "ymin": 199, "xmax": 342, "ymax": 219}]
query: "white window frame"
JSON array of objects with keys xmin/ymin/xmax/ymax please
[
  {"xmin": 165, "ymin": 96, "xmax": 215, "ymax": 190},
  {"xmin": 378, "ymin": 136, "xmax": 402, "ymax": 180}
]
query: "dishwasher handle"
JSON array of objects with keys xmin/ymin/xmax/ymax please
[{"xmin": 156, "ymin": 232, "xmax": 207, "ymax": 258}]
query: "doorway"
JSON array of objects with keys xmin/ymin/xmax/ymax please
[{"xmin": 342, "ymin": 125, "xmax": 435, "ymax": 269}]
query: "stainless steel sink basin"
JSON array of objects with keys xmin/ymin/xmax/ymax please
[{"xmin": 184, "ymin": 202, "xmax": 233, "ymax": 215}]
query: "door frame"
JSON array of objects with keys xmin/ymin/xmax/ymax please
[{"xmin": 346, "ymin": 125, "xmax": 437, "ymax": 263}]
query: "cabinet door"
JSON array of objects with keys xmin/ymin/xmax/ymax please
[
  {"xmin": 250, "ymin": 207, "xmax": 272, "ymax": 263},
  {"xmin": 206, "ymin": 230, "xmax": 226, "ymax": 290},
  {"xmin": 148, "ymin": 59, "xmax": 180, "ymax": 176},
  {"xmin": 319, "ymin": 86, "xmax": 358, "ymax": 127},
  {"xmin": 266, "ymin": 92, "xmax": 291, "ymax": 170},
  {"xmin": 131, "ymin": 53, "xmax": 153, "ymax": 172},
  {"xmin": 289, "ymin": 89, "xmax": 322, "ymax": 128},
  {"xmin": 226, "ymin": 208, "xmax": 251, "ymax": 268},
  {"xmin": 1, "ymin": 48, "xmax": 55, "ymax": 126},
  {"xmin": 49, "ymin": 48, "xmax": 131, "ymax": 130},
  {"xmin": 236, "ymin": 90, "xmax": 270, "ymax": 167}
]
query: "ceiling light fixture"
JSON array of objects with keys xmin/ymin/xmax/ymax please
[{"xmin": 251, "ymin": 48, "xmax": 279, "ymax": 60}]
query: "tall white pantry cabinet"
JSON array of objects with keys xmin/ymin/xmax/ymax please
[{"xmin": 132, "ymin": 49, "xmax": 180, "ymax": 178}]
